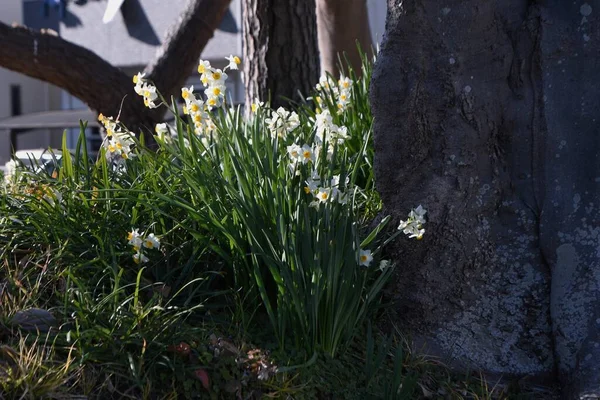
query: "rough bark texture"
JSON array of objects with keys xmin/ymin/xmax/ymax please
[
  {"xmin": 242, "ymin": 0, "xmax": 319, "ymax": 109},
  {"xmin": 0, "ymin": 0, "xmax": 231, "ymax": 141},
  {"xmin": 315, "ymin": 0, "xmax": 374, "ymax": 76},
  {"xmin": 370, "ymin": 0, "xmax": 600, "ymax": 397}
]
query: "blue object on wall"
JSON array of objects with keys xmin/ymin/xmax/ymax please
[{"xmin": 43, "ymin": 0, "xmax": 66, "ymax": 19}]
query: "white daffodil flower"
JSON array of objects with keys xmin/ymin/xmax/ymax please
[
  {"xmin": 133, "ymin": 252, "xmax": 149, "ymax": 264},
  {"xmin": 197, "ymin": 60, "xmax": 212, "ymax": 75},
  {"xmin": 379, "ymin": 260, "xmax": 391, "ymax": 271},
  {"xmin": 315, "ymin": 188, "xmax": 331, "ymax": 203},
  {"xmin": 225, "ymin": 55, "xmax": 241, "ymax": 70},
  {"xmin": 155, "ymin": 123, "xmax": 168, "ymax": 137},
  {"xmin": 181, "ymin": 86, "xmax": 195, "ymax": 101},
  {"xmin": 304, "ymin": 171, "xmax": 321, "ymax": 194},
  {"xmin": 144, "ymin": 233, "xmax": 161, "ymax": 250},
  {"xmin": 128, "ymin": 229, "xmax": 143, "ymax": 251},
  {"xmin": 251, "ymin": 98, "xmax": 264, "ymax": 113},
  {"xmin": 359, "ymin": 249, "xmax": 373, "ymax": 267},
  {"xmin": 300, "ymin": 144, "xmax": 315, "ymax": 164},
  {"xmin": 287, "ymin": 144, "xmax": 301, "ymax": 161}
]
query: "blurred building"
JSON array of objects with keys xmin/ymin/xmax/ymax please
[{"xmin": 0, "ymin": 0, "xmax": 386, "ymax": 166}]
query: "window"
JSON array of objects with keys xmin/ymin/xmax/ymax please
[{"xmin": 10, "ymin": 85, "xmax": 22, "ymax": 116}]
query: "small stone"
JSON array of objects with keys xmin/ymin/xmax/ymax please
[
  {"xmin": 10, "ymin": 308, "xmax": 57, "ymax": 332},
  {"xmin": 449, "ymin": 57, "xmax": 456, "ymax": 64},
  {"xmin": 464, "ymin": 85, "xmax": 472, "ymax": 93}
]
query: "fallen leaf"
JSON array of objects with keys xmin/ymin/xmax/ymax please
[{"xmin": 194, "ymin": 368, "xmax": 210, "ymax": 390}]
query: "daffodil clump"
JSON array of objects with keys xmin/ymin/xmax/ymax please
[
  {"xmin": 127, "ymin": 228, "xmax": 161, "ymax": 264},
  {"xmin": 198, "ymin": 56, "xmax": 240, "ymax": 109},
  {"xmin": 133, "ymin": 72, "xmax": 160, "ymax": 109},
  {"xmin": 98, "ymin": 113, "xmax": 136, "ymax": 160},
  {"xmin": 315, "ymin": 74, "xmax": 353, "ymax": 113},
  {"xmin": 398, "ymin": 205, "xmax": 427, "ymax": 240},
  {"xmin": 96, "ymin": 52, "xmax": 425, "ymax": 355},
  {"xmin": 265, "ymin": 107, "xmax": 300, "ymax": 138}
]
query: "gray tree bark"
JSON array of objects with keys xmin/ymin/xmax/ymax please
[
  {"xmin": 370, "ymin": 0, "xmax": 600, "ymax": 397},
  {"xmin": 315, "ymin": 0, "xmax": 374, "ymax": 76},
  {"xmin": 242, "ymin": 0, "xmax": 319, "ymax": 109}
]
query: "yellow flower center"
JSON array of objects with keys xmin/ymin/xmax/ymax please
[
  {"xmin": 190, "ymin": 103, "xmax": 199, "ymax": 112},
  {"xmin": 182, "ymin": 89, "xmax": 190, "ymax": 99},
  {"xmin": 194, "ymin": 114, "xmax": 203, "ymax": 122},
  {"xmin": 133, "ymin": 75, "xmax": 138, "ymax": 84},
  {"xmin": 251, "ymin": 103, "xmax": 258, "ymax": 113},
  {"xmin": 303, "ymin": 150, "xmax": 311, "ymax": 159},
  {"xmin": 208, "ymin": 98, "xmax": 217, "ymax": 106},
  {"xmin": 108, "ymin": 144, "xmax": 116, "ymax": 152},
  {"xmin": 212, "ymin": 87, "xmax": 221, "ymax": 96},
  {"xmin": 233, "ymin": 56, "xmax": 241, "ymax": 64},
  {"xmin": 212, "ymin": 72, "xmax": 221, "ymax": 80},
  {"xmin": 360, "ymin": 255, "xmax": 368, "ymax": 263},
  {"xmin": 127, "ymin": 232, "xmax": 133, "ymax": 241},
  {"xmin": 304, "ymin": 186, "xmax": 311, "ymax": 194},
  {"xmin": 145, "ymin": 240, "xmax": 153, "ymax": 248},
  {"xmin": 319, "ymin": 192, "xmax": 328, "ymax": 200}
]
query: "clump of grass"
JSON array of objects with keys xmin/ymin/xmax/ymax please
[{"xmin": 0, "ymin": 334, "xmax": 78, "ymax": 399}]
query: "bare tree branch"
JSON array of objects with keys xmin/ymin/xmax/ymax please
[
  {"xmin": 145, "ymin": 0, "xmax": 232, "ymax": 101},
  {"xmin": 0, "ymin": 22, "xmax": 141, "ymax": 120},
  {"xmin": 0, "ymin": 0, "xmax": 232, "ymax": 140}
]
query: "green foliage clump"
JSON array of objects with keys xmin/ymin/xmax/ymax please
[{"xmin": 0, "ymin": 54, "xmax": 431, "ymax": 398}]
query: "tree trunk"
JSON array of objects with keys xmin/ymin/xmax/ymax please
[
  {"xmin": 0, "ymin": 0, "xmax": 231, "ymax": 143},
  {"xmin": 370, "ymin": 0, "xmax": 600, "ymax": 397},
  {"xmin": 242, "ymin": 0, "xmax": 319, "ymax": 109},
  {"xmin": 315, "ymin": 0, "xmax": 374, "ymax": 76}
]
